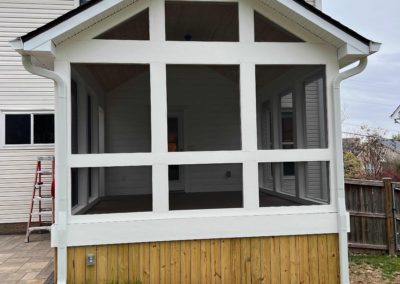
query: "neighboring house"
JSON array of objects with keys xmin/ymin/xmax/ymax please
[
  {"xmin": 0, "ymin": 0, "xmax": 80, "ymax": 230},
  {"xmin": 391, "ymin": 105, "xmax": 400, "ymax": 124},
  {"xmin": 10, "ymin": 0, "xmax": 379, "ymax": 283}
]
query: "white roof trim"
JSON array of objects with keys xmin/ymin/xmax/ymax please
[{"xmin": 16, "ymin": 0, "xmax": 379, "ymax": 58}]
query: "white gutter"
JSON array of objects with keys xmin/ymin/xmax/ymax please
[
  {"xmin": 333, "ymin": 57, "xmax": 368, "ymax": 284},
  {"xmin": 22, "ymin": 54, "xmax": 68, "ymax": 284}
]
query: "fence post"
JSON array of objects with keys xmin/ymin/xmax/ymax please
[{"xmin": 383, "ymin": 177, "xmax": 396, "ymax": 256}]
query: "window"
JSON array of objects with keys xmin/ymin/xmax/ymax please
[{"xmin": 3, "ymin": 112, "xmax": 54, "ymax": 146}]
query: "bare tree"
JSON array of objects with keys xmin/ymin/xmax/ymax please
[{"xmin": 353, "ymin": 126, "xmax": 387, "ymax": 180}]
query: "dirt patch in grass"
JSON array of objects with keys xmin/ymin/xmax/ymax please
[{"xmin": 350, "ymin": 256, "xmax": 400, "ymax": 284}]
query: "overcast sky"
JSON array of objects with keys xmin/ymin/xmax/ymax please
[{"xmin": 323, "ymin": 0, "xmax": 400, "ymax": 138}]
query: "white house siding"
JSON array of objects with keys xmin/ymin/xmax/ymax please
[{"xmin": 0, "ymin": 0, "xmax": 75, "ymax": 224}]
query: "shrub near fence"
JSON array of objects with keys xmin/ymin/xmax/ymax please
[{"xmin": 345, "ymin": 178, "xmax": 398, "ymax": 255}]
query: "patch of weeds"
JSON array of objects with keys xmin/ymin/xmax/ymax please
[{"xmin": 350, "ymin": 255, "xmax": 400, "ymax": 280}]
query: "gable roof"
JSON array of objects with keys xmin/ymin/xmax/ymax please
[
  {"xmin": 19, "ymin": 0, "xmax": 371, "ymax": 45},
  {"xmin": 11, "ymin": 0, "xmax": 380, "ymax": 67}
]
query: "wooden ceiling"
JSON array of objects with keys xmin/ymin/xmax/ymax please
[
  {"xmin": 76, "ymin": 64, "xmax": 292, "ymax": 93},
  {"xmin": 82, "ymin": 64, "xmax": 149, "ymax": 92},
  {"xmin": 256, "ymin": 66, "xmax": 293, "ymax": 90},
  {"xmin": 95, "ymin": 9, "xmax": 149, "ymax": 40},
  {"xmin": 254, "ymin": 11, "xmax": 303, "ymax": 42},
  {"xmin": 165, "ymin": 1, "xmax": 239, "ymax": 42}
]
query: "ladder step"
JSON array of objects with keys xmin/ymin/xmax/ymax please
[
  {"xmin": 34, "ymin": 196, "xmax": 53, "ymax": 201},
  {"xmin": 31, "ymin": 211, "xmax": 52, "ymax": 216},
  {"xmin": 28, "ymin": 226, "xmax": 51, "ymax": 232},
  {"xmin": 38, "ymin": 156, "xmax": 54, "ymax": 161},
  {"xmin": 37, "ymin": 170, "xmax": 52, "ymax": 175}
]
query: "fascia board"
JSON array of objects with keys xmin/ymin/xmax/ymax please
[{"xmin": 23, "ymin": 0, "xmax": 126, "ymax": 51}]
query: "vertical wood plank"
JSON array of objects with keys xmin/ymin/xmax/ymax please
[
  {"xmin": 270, "ymin": 237, "xmax": 280, "ymax": 283},
  {"xmin": 170, "ymin": 241, "xmax": 181, "ymax": 284},
  {"xmin": 54, "ymin": 249, "xmax": 58, "ymax": 284},
  {"xmin": 308, "ymin": 235, "xmax": 319, "ymax": 284},
  {"xmin": 211, "ymin": 239, "xmax": 222, "ymax": 284},
  {"xmin": 200, "ymin": 240, "xmax": 211, "ymax": 284},
  {"xmin": 85, "ymin": 246, "xmax": 97, "ymax": 284},
  {"xmin": 289, "ymin": 236, "xmax": 299, "ymax": 284},
  {"xmin": 160, "ymin": 242, "xmax": 171, "ymax": 284},
  {"xmin": 107, "ymin": 245, "xmax": 118, "ymax": 283},
  {"xmin": 118, "ymin": 244, "xmax": 129, "ymax": 283},
  {"xmin": 129, "ymin": 243, "xmax": 140, "ymax": 283},
  {"xmin": 280, "ymin": 236, "xmax": 290, "ymax": 284},
  {"xmin": 260, "ymin": 237, "xmax": 271, "ymax": 284},
  {"xmin": 298, "ymin": 236, "xmax": 310, "ymax": 284},
  {"xmin": 140, "ymin": 242, "xmax": 151, "ymax": 284},
  {"xmin": 327, "ymin": 234, "xmax": 340, "ymax": 284},
  {"xmin": 191, "ymin": 240, "xmax": 201, "ymax": 284},
  {"xmin": 221, "ymin": 239, "xmax": 231, "ymax": 284},
  {"xmin": 96, "ymin": 246, "xmax": 108, "ymax": 284},
  {"xmin": 67, "ymin": 248, "xmax": 75, "ymax": 284},
  {"xmin": 181, "ymin": 240, "xmax": 191, "ymax": 284},
  {"xmin": 74, "ymin": 247, "xmax": 86, "ymax": 284},
  {"xmin": 240, "ymin": 238, "xmax": 251, "ymax": 284},
  {"xmin": 318, "ymin": 234, "xmax": 329, "ymax": 284},
  {"xmin": 150, "ymin": 242, "xmax": 161, "ymax": 284},
  {"xmin": 230, "ymin": 238, "xmax": 241, "ymax": 284},
  {"xmin": 251, "ymin": 238, "xmax": 262, "ymax": 284}
]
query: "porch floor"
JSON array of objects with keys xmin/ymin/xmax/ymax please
[{"xmin": 84, "ymin": 190, "xmax": 300, "ymax": 214}]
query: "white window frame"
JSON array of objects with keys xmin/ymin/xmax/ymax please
[
  {"xmin": 0, "ymin": 110, "xmax": 55, "ymax": 149},
  {"xmin": 51, "ymin": 0, "xmax": 343, "ymax": 248}
]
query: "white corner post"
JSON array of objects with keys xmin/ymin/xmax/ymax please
[
  {"xmin": 333, "ymin": 58, "xmax": 368, "ymax": 284},
  {"xmin": 54, "ymin": 60, "xmax": 70, "ymax": 284},
  {"xmin": 150, "ymin": 0, "xmax": 168, "ymax": 213}
]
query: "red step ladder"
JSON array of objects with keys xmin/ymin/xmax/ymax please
[{"xmin": 25, "ymin": 156, "xmax": 55, "ymax": 243}]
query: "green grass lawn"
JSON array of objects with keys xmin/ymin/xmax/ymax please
[{"xmin": 350, "ymin": 255, "xmax": 400, "ymax": 280}]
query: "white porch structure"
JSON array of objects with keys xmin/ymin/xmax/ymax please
[{"xmin": 11, "ymin": 0, "xmax": 380, "ymax": 282}]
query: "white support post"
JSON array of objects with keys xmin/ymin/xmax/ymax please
[
  {"xmin": 54, "ymin": 60, "xmax": 70, "ymax": 284},
  {"xmin": 149, "ymin": 0, "xmax": 165, "ymax": 42},
  {"xmin": 150, "ymin": 62, "xmax": 169, "ymax": 212},
  {"xmin": 239, "ymin": 0, "xmax": 254, "ymax": 43},
  {"xmin": 240, "ymin": 63, "xmax": 259, "ymax": 209}
]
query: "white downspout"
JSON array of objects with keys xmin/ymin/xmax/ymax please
[
  {"xmin": 333, "ymin": 57, "xmax": 368, "ymax": 284},
  {"xmin": 22, "ymin": 55, "xmax": 68, "ymax": 284}
]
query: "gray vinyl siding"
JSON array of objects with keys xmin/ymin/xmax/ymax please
[{"xmin": 0, "ymin": 0, "xmax": 75, "ymax": 223}]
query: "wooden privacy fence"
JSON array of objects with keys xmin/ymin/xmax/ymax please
[{"xmin": 345, "ymin": 178, "xmax": 400, "ymax": 255}]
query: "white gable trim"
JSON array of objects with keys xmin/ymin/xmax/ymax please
[{"xmin": 14, "ymin": 0, "xmax": 378, "ymax": 58}]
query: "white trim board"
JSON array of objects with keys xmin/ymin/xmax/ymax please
[{"xmin": 52, "ymin": 211, "xmax": 342, "ymax": 247}]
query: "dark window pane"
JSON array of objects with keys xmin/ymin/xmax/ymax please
[
  {"xmin": 168, "ymin": 117, "xmax": 179, "ymax": 152},
  {"xmin": 71, "ymin": 80, "xmax": 78, "ymax": 153},
  {"xmin": 281, "ymin": 112, "xmax": 293, "ymax": 143},
  {"xmin": 283, "ymin": 162, "xmax": 295, "ymax": 176},
  {"xmin": 5, "ymin": 114, "xmax": 31, "ymax": 144},
  {"xmin": 34, "ymin": 114, "xmax": 54, "ymax": 144},
  {"xmin": 71, "ymin": 168, "xmax": 79, "ymax": 207},
  {"xmin": 169, "ymin": 165, "xmax": 180, "ymax": 181}
]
